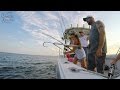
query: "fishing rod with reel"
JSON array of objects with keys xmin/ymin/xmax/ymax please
[
  {"xmin": 39, "ymin": 29, "xmax": 74, "ymax": 57},
  {"xmin": 43, "ymin": 42, "xmax": 74, "ymax": 56},
  {"xmin": 37, "ymin": 29, "xmax": 68, "ymax": 55},
  {"xmin": 43, "ymin": 41, "xmax": 81, "ymax": 57},
  {"xmin": 36, "ymin": 11, "xmax": 71, "ymax": 57},
  {"xmin": 108, "ymin": 47, "xmax": 120, "ymax": 79},
  {"xmin": 108, "ymin": 64, "xmax": 115, "ymax": 79},
  {"xmin": 43, "ymin": 42, "xmax": 78, "ymax": 51},
  {"xmin": 43, "ymin": 42, "xmax": 63, "ymax": 56},
  {"xmin": 43, "ymin": 42, "xmax": 63, "ymax": 50}
]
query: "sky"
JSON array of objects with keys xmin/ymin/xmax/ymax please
[{"xmin": 0, "ymin": 11, "xmax": 120, "ymax": 56}]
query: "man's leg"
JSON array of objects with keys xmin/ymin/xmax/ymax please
[
  {"xmin": 96, "ymin": 53, "xmax": 106, "ymax": 74},
  {"xmin": 87, "ymin": 53, "xmax": 96, "ymax": 71}
]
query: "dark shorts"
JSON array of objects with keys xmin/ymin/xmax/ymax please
[
  {"xmin": 83, "ymin": 47, "xmax": 88, "ymax": 56},
  {"xmin": 87, "ymin": 53, "xmax": 106, "ymax": 74}
]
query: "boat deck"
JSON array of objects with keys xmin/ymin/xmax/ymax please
[{"xmin": 57, "ymin": 56, "xmax": 120, "ymax": 79}]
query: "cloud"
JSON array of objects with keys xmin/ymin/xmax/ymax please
[
  {"xmin": 16, "ymin": 11, "xmax": 62, "ymax": 43},
  {"xmin": 16, "ymin": 11, "xmax": 97, "ymax": 41},
  {"xmin": 16, "ymin": 11, "xmax": 98, "ymax": 55},
  {"xmin": 19, "ymin": 41, "xmax": 24, "ymax": 45}
]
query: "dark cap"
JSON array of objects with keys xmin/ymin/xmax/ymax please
[
  {"xmin": 79, "ymin": 31, "xmax": 83, "ymax": 33},
  {"xmin": 83, "ymin": 16, "xmax": 93, "ymax": 21}
]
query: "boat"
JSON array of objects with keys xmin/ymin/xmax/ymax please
[
  {"xmin": 55, "ymin": 25, "xmax": 120, "ymax": 79},
  {"xmin": 42, "ymin": 23, "xmax": 120, "ymax": 79}
]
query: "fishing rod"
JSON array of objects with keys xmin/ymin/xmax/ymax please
[
  {"xmin": 40, "ymin": 30, "xmax": 63, "ymax": 44},
  {"xmin": 37, "ymin": 28, "xmax": 74, "ymax": 51},
  {"xmin": 33, "ymin": 12, "xmax": 66, "ymax": 45},
  {"xmin": 43, "ymin": 42, "xmax": 74, "ymax": 56},
  {"xmin": 116, "ymin": 47, "xmax": 120, "ymax": 56},
  {"xmin": 108, "ymin": 64, "xmax": 115, "ymax": 79},
  {"xmin": 58, "ymin": 11, "xmax": 64, "ymax": 36},
  {"xmin": 39, "ymin": 30, "xmax": 74, "ymax": 57},
  {"xmin": 43, "ymin": 41, "xmax": 79, "ymax": 51},
  {"xmin": 58, "ymin": 11, "xmax": 68, "ymax": 56},
  {"xmin": 58, "ymin": 11, "xmax": 66, "ymax": 30},
  {"xmin": 43, "ymin": 42, "xmax": 64, "ymax": 56},
  {"xmin": 43, "ymin": 42, "xmax": 63, "ymax": 50},
  {"xmin": 38, "ymin": 18, "xmax": 76, "ymax": 55}
]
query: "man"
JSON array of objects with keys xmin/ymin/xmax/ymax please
[
  {"xmin": 79, "ymin": 31, "xmax": 89, "ymax": 56},
  {"xmin": 79, "ymin": 31, "xmax": 89, "ymax": 68},
  {"xmin": 83, "ymin": 16, "xmax": 107, "ymax": 74}
]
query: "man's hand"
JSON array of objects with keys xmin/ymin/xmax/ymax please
[{"xmin": 96, "ymin": 48, "xmax": 102, "ymax": 57}]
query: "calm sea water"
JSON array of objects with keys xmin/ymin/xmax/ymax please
[
  {"xmin": 0, "ymin": 52, "xmax": 58, "ymax": 79},
  {"xmin": 1, "ymin": 52, "xmax": 120, "ymax": 79}
]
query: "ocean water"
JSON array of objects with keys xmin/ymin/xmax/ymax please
[
  {"xmin": 0, "ymin": 52, "xmax": 58, "ymax": 79},
  {"xmin": 1, "ymin": 52, "xmax": 120, "ymax": 79}
]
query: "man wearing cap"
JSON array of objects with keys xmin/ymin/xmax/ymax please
[
  {"xmin": 83, "ymin": 16, "xmax": 107, "ymax": 74},
  {"xmin": 79, "ymin": 31, "xmax": 89, "ymax": 68},
  {"xmin": 79, "ymin": 31, "xmax": 89, "ymax": 56}
]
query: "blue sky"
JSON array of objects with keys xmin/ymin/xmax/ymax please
[{"xmin": 0, "ymin": 11, "xmax": 120, "ymax": 56}]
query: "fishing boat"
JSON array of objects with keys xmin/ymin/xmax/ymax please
[
  {"xmin": 55, "ymin": 25, "xmax": 120, "ymax": 79},
  {"xmin": 43, "ymin": 23, "xmax": 120, "ymax": 79}
]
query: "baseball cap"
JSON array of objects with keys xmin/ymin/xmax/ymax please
[
  {"xmin": 79, "ymin": 31, "xmax": 83, "ymax": 33},
  {"xmin": 83, "ymin": 16, "xmax": 93, "ymax": 21}
]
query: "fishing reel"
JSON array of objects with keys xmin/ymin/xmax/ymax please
[
  {"xmin": 107, "ymin": 47, "xmax": 120, "ymax": 79},
  {"xmin": 108, "ymin": 64, "xmax": 115, "ymax": 79}
]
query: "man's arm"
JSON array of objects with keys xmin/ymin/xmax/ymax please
[
  {"xmin": 96, "ymin": 21, "xmax": 105, "ymax": 49},
  {"xmin": 96, "ymin": 21, "xmax": 105, "ymax": 57}
]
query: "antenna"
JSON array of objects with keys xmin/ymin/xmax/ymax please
[
  {"xmin": 59, "ymin": 11, "xmax": 66, "ymax": 30},
  {"xmin": 77, "ymin": 24, "xmax": 78, "ymax": 28},
  {"xmin": 71, "ymin": 24, "xmax": 72, "ymax": 28}
]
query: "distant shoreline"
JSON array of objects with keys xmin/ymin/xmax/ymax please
[
  {"xmin": 0, "ymin": 51, "xmax": 116, "ymax": 59},
  {"xmin": 0, "ymin": 52, "xmax": 58, "ymax": 57}
]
